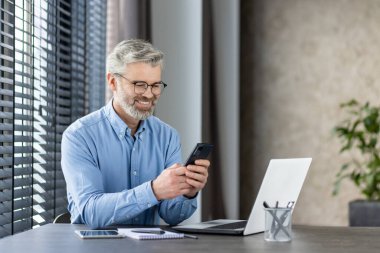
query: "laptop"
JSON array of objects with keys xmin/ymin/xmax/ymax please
[{"xmin": 173, "ymin": 158, "xmax": 312, "ymax": 235}]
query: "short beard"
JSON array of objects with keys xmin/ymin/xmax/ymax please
[
  {"xmin": 116, "ymin": 95, "xmax": 155, "ymax": 120},
  {"xmin": 119, "ymin": 99, "xmax": 155, "ymax": 120}
]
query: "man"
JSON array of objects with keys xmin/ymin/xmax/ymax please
[{"xmin": 61, "ymin": 39, "xmax": 210, "ymax": 228}]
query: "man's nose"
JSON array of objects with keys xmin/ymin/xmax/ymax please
[{"xmin": 142, "ymin": 86, "xmax": 154, "ymax": 97}]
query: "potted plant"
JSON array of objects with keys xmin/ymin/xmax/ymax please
[{"xmin": 333, "ymin": 99, "xmax": 380, "ymax": 226}]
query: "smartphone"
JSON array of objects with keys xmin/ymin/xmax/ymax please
[
  {"xmin": 184, "ymin": 143, "xmax": 213, "ymax": 166},
  {"xmin": 75, "ymin": 230, "xmax": 125, "ymax": 239}
]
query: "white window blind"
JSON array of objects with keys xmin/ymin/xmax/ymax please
[{"xmin": 0, "ymin": 0, "xmax": 106, "ymax": 238}]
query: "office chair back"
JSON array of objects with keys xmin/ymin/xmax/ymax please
[{"xmin": 53, "ymin": 212, "xmax": 71, "ymax": 224}]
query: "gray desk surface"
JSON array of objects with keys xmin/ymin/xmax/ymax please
[{"xmin": 1, "ymin": 224, "xmax": 380, "ymax": 253}]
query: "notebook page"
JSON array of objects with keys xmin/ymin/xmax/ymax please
[{"xmin": 118, "ymin": 228, "xmax": 184, "ymax": 240}]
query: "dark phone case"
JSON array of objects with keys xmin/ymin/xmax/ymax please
[{"xmin": 184, "ymin": 143, "xmax": 213, "ymax": 166}]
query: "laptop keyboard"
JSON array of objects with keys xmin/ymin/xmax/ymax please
[{"xmin": 209, "ymin": 221, "xmax": 247, "ymax": 230}]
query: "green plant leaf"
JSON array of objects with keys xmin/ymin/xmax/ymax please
[
  {"xmin": 362, "ymin": 188, "xmax": 373, "ymax": 199},
  {"xmin": 333, "ymin": 99, "xmax": 380, "ymax": 200},
  {"xmin": 361, "ymin": 173, "xmax": 377, "ymax": 200},
  {"xmin": 350, "ymin": 171, "xmax": 361, "ymax": 186},
  {"xmin": 340, "ymin": 99, "xmax": 358, "ymax": 108},
  {"xmin": 334, "ymin": 127, "xmax": 349, "ymax": 137},
  {"xmin": 355, "ymin": 131, "xmax": 366, "ymax": 148},
  {"xmin": 375, "ymin": 172, "xmax": 380, "ymax": 184},
  {"xmin": 333, "ymin": 173, "xmax": 350, "ymax": 196},
  {"xmin": 336, "ymin": 163, "xmax": 350, "ymax": 178},
  {"xmin": 367, "ymin": 156, "xmax": 380, "ymax": 170},
  {"xmin": 340, "ymin": 144, "xmax": 352, "ymax": 153},
  {"xmin": 363, "ymin": 108, "xmax": 380, "ymax": 133},
  {"xmin": 366, "ymin": 173, "xmax": 375, "ymax": 187},
  {"xmin": 351, "ymin": 119, "xmax": 361, "ymax": 131},
  {"xmin": 368, "ymin": 137, "xmax": 377, "ymax": 149}
]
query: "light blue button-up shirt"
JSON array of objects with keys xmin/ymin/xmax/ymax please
[{"xmin": 61, "ymin": 100, "xmax": 197, "ymax": 228}]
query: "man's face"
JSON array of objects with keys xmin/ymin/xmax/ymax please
[{"xmin": 113, "ymin": 62, "xmax": 162, "ymax": 120}]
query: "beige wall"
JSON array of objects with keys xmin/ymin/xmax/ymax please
[{"xmin": 241, "ymin": 0, "xmax": 380, "ymax": 226}]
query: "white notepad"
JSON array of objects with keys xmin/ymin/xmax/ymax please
[{"xmin": 118, "ymin": 228, "xmax": 184, "ymax": 240}]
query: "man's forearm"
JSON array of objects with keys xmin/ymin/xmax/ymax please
[
  {"xmin": 78, "ymin": 181, "xmax": 159, "ymax": 228},
  {"xmin": 158, "ymin": 196, "xmax": 198, "ymax": 225}
]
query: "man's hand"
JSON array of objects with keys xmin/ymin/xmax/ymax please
[
  {"xmin": 152, "ymin": 163, "xmax": 192, "ymax": 200},
  {"xmin": 184, "ymin": 159, "xmax": 210, "ymax": 198}
]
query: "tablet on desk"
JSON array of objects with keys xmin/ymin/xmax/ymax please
[{"xmin": 75, "ymin": 230, "xmax": 125, "ymax": 239}]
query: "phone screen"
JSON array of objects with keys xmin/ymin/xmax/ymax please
[{"xmin": 75, "ymin": 230, "xmax": 124, "ymax": 239}]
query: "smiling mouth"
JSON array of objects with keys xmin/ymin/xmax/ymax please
[
  {"xmin": 137, "ymin": 100, "xmax": 150, "ymax": 104},
  {"xmin": 135, "ymin": 100, "xmax": 154, "ymax": 110}
]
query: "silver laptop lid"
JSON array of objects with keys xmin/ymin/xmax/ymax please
[{"xmin": 243, "ymin": 158, "xmax": 312, "ymax": 235}]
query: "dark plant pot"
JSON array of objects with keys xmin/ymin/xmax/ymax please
[{"xmin": 349, "ymin": 200, "xmax": 380, "ymax": 226}]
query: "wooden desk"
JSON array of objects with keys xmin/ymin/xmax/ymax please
[{"xmin": 0, "ymin": 224, "xmax": 379, "ymax": 253}]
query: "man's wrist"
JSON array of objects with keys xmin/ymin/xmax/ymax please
[
  {"xmin": 184, "ymin": 191, "xmax": 198, "ymax": 199},
  {"xmin": 151, "ymin": 180, "xmax": 162, "ymax": 201}
]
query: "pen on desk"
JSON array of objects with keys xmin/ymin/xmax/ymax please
[
  {"xmin": 183, "ymin": 233, "xmax": 198, "ymax": 239},
  {"xmin": 131, "ymin": 229, "xmax": 165, "ymax": 235}
]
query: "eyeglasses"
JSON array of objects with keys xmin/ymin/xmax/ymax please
[{"xmin": 114, "ymin": 73, "xmax": 167, "ymax": 95}]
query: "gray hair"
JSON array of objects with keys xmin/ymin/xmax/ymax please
[{"xmin": 107, "ymin": 39, "xmax": 164, "ymax": 74}]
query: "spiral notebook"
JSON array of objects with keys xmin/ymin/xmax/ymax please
[{"xmin": 118, "ymin": 228, "xmax": 184, "ymax": 240}]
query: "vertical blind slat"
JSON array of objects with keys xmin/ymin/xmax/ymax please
[
  {"xmin": 0, "ymin": 0, "xmax": 14, "ymax": 241},
  {"xmin": 0, "ymin": 0, "xmax": 106, "ymax": 238}
]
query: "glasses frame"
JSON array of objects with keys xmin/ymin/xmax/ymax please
[{"xmin": 114, "ymin": 73, "xmax": 167, "ymax": 95}]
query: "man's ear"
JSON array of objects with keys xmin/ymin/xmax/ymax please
[{"xmin": 107, "ymin": 72, "xmax": 117, "ymax": 92}]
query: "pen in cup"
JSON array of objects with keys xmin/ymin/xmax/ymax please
[
  {"xmin": 263, "ymin": 200, "xmax": 294, "ymax": 241},
  {"xmin": 271, "ymin": 201, "xmax": 279, "ymax": 239}
]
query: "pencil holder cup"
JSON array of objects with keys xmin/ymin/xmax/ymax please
[{"xmin": 264, "ymin": 207, "xmax": 292, "ymax": 242}]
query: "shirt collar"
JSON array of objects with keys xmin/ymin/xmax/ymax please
[{"xmin": 104, "ymin": 99, "xmax": 147, "ymax": 140}]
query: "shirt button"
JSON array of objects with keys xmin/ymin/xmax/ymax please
[
  {"xmin": 133, "ymin": 170, "xmax": 137, "ymax": 176},
  {"xmin": 147, "ymin": 203, "xmax": 152, "ymax": 208},
  {"xmin": 119, "ymin": 134, "xmax": 123, "ymax": 138}
]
